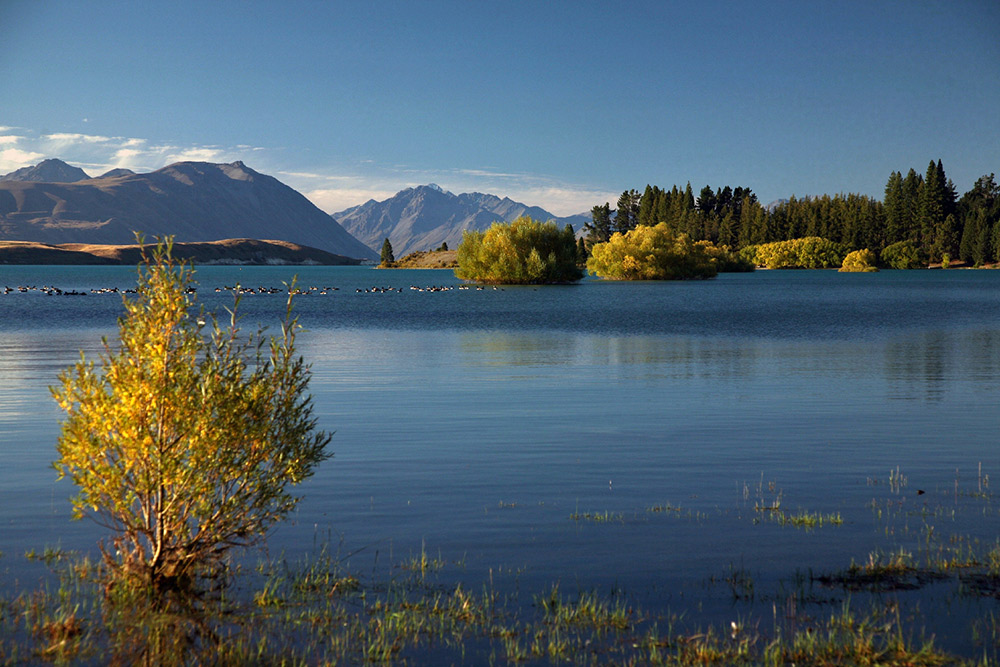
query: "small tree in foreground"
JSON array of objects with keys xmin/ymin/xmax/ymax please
[{"xmin": 52, "ymin": 237, "xmax": 331, "ymax": 591}]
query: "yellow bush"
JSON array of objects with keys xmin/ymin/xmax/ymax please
[
  {"xmin": 839, "ymin": 248, "xmax": 879, "ymax": 272},
  {"xmin": 586, "ymin": 223, "xmax": 719, "ymax": 280}
]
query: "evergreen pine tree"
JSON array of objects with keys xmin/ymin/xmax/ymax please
[
  {"xmin": 655, "ymin": 187, "xmax": 671, "ymax": 225},
  {"xmin": 682, "ymin": 183, "xmax": 696, "ymax": 211},
  {"xmin": 638, "ymin": 185, "xmax": 657, "ymax": 227},
  {"xmin": 737, "ymin": 198, "xmax": 759, "ymax": 249},
  {"xmin": 697, "ymin": 185, "xmax": 716, "ymax": 214},
  {"xmin": 901, "ymin": 168, "xmax": 923, "ymax": 244},
  {"xmin": 959, "ymin": 209, "xmax": 976, "ymax": 263},
  {"xmin": 884, "ymin": 171, "xmax": 905, "ymax": 244},
  {"xmin": 380, "ymin": 238, "xmax": 395, "ymax": 265},
  {"xmin": 718, "ymin": 210, "xmax": 735, "ymax": 247},
  {"xmin": 934, "ymin": 213, "xmax": 958, "ymax": 262},
  {"xmin": 919, "ymin": 160, "xmax": 947, "ymax": 260},
  {"xmin": 750, "ymin": 203, "xmax": 770, "ymax": 245},
  {"xmin": 613, "ymin": 189, "xmax": 641, "ymax": 234},
  {"xmin": 992, "ymin": 219, "xmax": 1000, "ymax": 264},
  {"xmin": 585, "ymin": 203, "xmax": 614, "ymax": 244},
  {"xmin": 972, "ymin": 209, "xmax": 990, "ymax": 266},
  {"xmin": 715, "ymin": 186, "xmax": 733, "ymax": 217}
]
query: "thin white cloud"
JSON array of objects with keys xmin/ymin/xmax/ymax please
[
  {"xmin": 452, "ymin": 167, "xmax": 529, "ymax": 180},
  {"xmin": 112, "ymin": 148, "xmax": 144, "ymax": 165},
  {"xmin": 503, "ymin": 187, "xmax": 617, "ymax": 216},
  {"xmin": 0, "ymin": 147, "xmax": 46, "ymax": 173},
  {"xmin": 44, "ymin": 132, "xmax": 113, "ymax": 143},
  {"xmin": 307, "ymin": 188, "xmax": 398, "ymax": 214},
  {"xmin": 279, "ymin": 170, "xmax": 357, "ymax": 181},
  {"xmin": 0, "ymin": 135, "xmax": 22, "ymax": 145},
  {"xmin": 164, "ymin": 147, "xmax": 226, "ymax": 163}
]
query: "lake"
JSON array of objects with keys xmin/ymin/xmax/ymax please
[{"xmin": 2, "ymin": 264, "xmax": 999, "ymax": 656}]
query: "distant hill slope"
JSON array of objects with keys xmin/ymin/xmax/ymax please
[
  {"xmin": 1, "ymin": 158, "xmax": 90, "ymax": 182},
  {"xmin": 388, "ymin": 249, "xmax": 458, "ymax": 269},
  {"xmin": 0, "ymin": 159, "xmax": 378, "ymax": 260},
  {"xmin": 0, "ymin": 238, "xmax": 362, "ymax": 265},
  {"xmin": 334, "ymin": 184, "xmax": 589, "ymax": 257}
]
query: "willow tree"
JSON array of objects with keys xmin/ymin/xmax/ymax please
[
  {"xmin": 839, "ymin": 249, "xmax": 879, "ymax": 272},
  {"xmin": 455, "ymin": 216, "xmax": 582, "ymax": 284},
  {"xmin": 586, "ymin": 223, "xmax": 720, "ymax": 280},
  {"xmin": 739, "ymin": 237, "xmax": 846, "ymax": 269},
  {"xmin": 52, "ymin": 237, "xmax": 331, "ymax": 591},
  {"xmin": 880, "ymin": 240, "xmax": 925, "ymax": 269}
]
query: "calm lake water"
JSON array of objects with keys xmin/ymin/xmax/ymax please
[{"xmin": 2, "ymin": 265, "xmax": 999, "ymax": 654}]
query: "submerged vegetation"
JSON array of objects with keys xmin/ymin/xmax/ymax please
[
  {"xmin": 3, "ymin": 521, "xmax": 995, "ymax": 663},
  {"xmin": 5, "ymin": 463, "xmax": 1000, "ymax": 662}
]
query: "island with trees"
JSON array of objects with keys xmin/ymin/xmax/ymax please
[
  {"xmin": 454, "ymin": 216, "xmax": 582, "ymax": 284},
  {"xmin": 453, "ymin": 161, "xmax": 998, "ymax": 283},
  {"xmin": 581, "ymin": 161, "xmax": 999, "ymax": 272}
]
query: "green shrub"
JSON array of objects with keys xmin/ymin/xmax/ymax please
[
  {"xmin": 839, "ymin": 249, "xmax": 879, "ymax": 272},
  {"xmin": 455, "ymin": 217, "xmax": 582, "ymax": 284},
  {"xmin": 696, "ymin": 241, "xmax": 755, "ymax": 272},
  {"xmin": 880, "ymin": 240, "xmax": 925, "ymax": 269}
]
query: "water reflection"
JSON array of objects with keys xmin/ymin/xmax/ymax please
[
  {"xmin": 103, "ymin": 588, "xmax": 224, "ymax": 666},
  {"xmin": 885, "ymin": 329, "xmax": 1000, "ymax": 401},
  {"xmin": 458, "ymin": 331, "xmax": 577, "ymax": 367},
  {"xmin": 451, "ymin": 328, "xmax": 1000, "ymax": 400}
]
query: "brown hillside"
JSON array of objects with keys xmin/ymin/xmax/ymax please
[{"xmin": 0, "ymin": 239, "xmax": 362, "ymax": 265}]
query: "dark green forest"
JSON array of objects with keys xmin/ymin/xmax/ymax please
[{"xmin": 584, "ymin": 162, "xmax": 1000, "ymax": 267}]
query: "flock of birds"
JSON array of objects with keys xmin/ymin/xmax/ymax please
[
  {"xmin": 2, "ymin": 285, "xmax": 137, "ymax": 296},
  {"xmin": 3, "ymin": 283, "xmax": 501, "ymax": 296}
]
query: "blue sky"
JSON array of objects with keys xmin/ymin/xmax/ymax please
[{"xmin": 2, "ymin": 0, "xmax": 998, "ymax": 215}]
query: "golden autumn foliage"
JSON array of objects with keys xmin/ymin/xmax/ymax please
[
  {"xmin": 738, "ymin": 237, "xmax": 846, "ymax": 269},
  {"xmin": 52, "ymin": 237, "xmax": 331, "ymax": 590},
  {"xmin": 585, "ymin": 223, "xmax": 723, "ymax": 280},
  {"xmin": 839, "ymin": 248, "xmax": 879, "ymax": 272}
]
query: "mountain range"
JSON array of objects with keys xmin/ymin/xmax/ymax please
[
  {"xmin": 0, "ymin": 158, "xmax": 92, "ymax": 183},
  {"xmin": 0, "ymin": 238, "xmax": 359, "ymax": 265},
  {"xmin": 0, "ymin": 159, "xmax": 377, "ymax": 260},
  {"xmin": 0, "ymin": 158, "xmax": 593, "ymax": 261},
  {"xmin": 333, "ymin": 184, "xmax": 589, "ymax": 258}
]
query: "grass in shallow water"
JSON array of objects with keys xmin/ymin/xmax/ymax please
[{"xmin": 0, "ymin": 545, "xmax": 991, "ymax": 666}]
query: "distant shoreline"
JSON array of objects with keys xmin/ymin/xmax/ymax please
[
  {"xmin": 379, "ymin": 249, "xmax": 458, "ymax": 269},
  {"xmin": 0, "ymin": 239, "xmax": 365, "ymax": 266}
]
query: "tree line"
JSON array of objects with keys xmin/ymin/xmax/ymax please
[{"xmin": 584, "ymin": 161, "xmax": 1000, "ymax": 266}]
